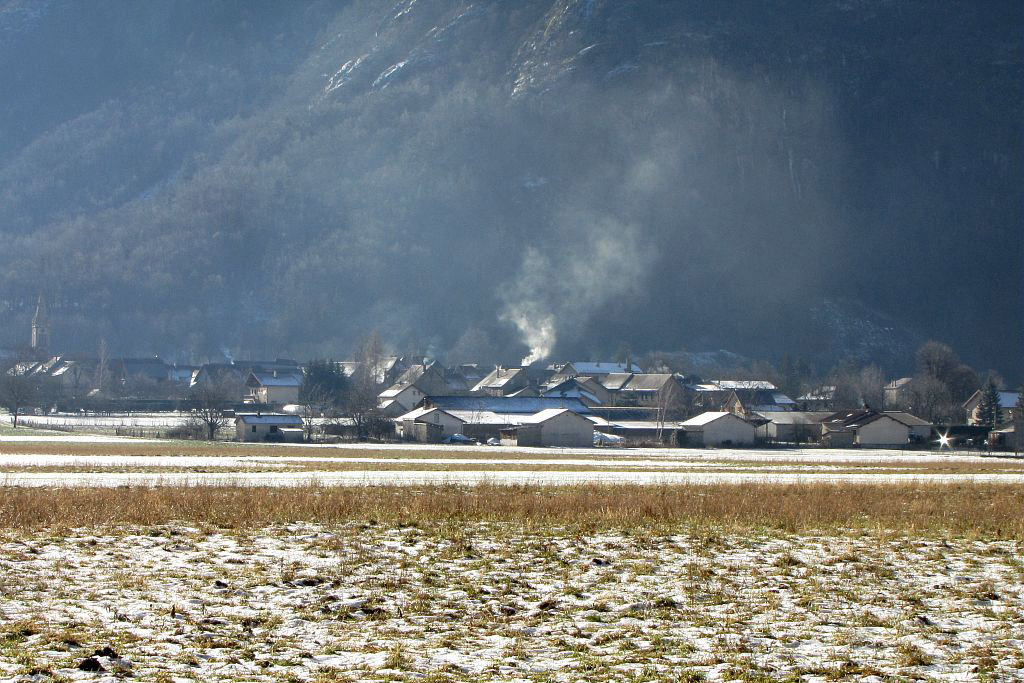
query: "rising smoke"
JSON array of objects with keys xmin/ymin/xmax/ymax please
[{"xmin": 500, "ymin": 214, "xmax": 651, "ymax": 365}]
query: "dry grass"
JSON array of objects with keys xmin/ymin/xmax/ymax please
[{"xmin": 0, "ymin": 481, "xmax": 1021, "ymax": 537}]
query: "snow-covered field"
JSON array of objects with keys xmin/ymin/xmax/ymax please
[
  {"xmin": 1, "ymin": 523, "xmax": 1020, "ymax": 682},
  {"xmin": 0, "ymin": 433, "xmax": 1022, "ymax": 487}
]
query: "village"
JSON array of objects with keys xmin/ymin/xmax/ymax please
[{"xmin": 2, "ymin": 296, "xmax": 1020, "ymax": 452}]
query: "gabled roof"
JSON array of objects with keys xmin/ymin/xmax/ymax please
[
  {"xmin": 621, "ymin": 373, "xmax": 676, "ymax": 392},
  {"xmin": 753, "ymin": 411, "xmax": 832, "ymax": 425},
  {"xmin": 520, "ymin": 408, "xmax": 580, "ymax": 424},
  {"xmin": 395, "ymin": 406, "xmax": 465, "ymax": 423},
  {"xmin": 600, "ymin": 373, "xmax": 634, "ymax": 391},
  {"xmin": 822, "ymin": 409, "xmax": 908, "ymax": 429},
  {"xmin": 472, "ymin": 367, "xmax": 524, "ymax": 392},
  {"xmin": 424, "ymin": 395, "xmax": 591, "ymax": 415},
  {"xmin": 883, "ymin": 411, "xmax": 931, "ymax": 427},
  {"xmin": 565, "ymin": 362, "xmax": 640, "ymax": 375},
  {"xmin": 681, "ymin": 411, "xmax": 745, "ymax": 427},
  {"xmin": 247, "ymin": 370, "xmax": 303, "ymax": 387},
  {"xmin": 378, "ymin": 383, "xmax": 423, "ymax": 399}
]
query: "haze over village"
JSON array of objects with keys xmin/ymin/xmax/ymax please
[
  {"xmin": 2, "ymin": 293, "xmax": 1022, "ymax": 450},
  {"xmin": 0, "ymin": 2, "xmax": 1021, "ymax": 682}
]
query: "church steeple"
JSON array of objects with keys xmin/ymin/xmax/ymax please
[{"xmin": 31, "ymin": 294, "xmax": 51, "ymax": 352}]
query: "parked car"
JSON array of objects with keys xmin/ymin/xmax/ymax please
[
  {"xmin": 485, "ymin": 437, "xmax": 501, "ymax": 446},
  {"xmin": 443, "ymin": 433, "xmax": 477, "ymax": 445}
]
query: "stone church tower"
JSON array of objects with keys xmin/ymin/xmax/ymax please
[{"xmin": 31, "ymin": 294, "xmax": 51, "ymax": 352}]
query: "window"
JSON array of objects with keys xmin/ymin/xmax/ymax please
[{"xmin": 252, "ymin": 426, "xmax": 257, "ymax": 433}]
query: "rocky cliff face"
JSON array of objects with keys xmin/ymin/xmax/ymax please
[{"xmin": 0, "ymin": 0, "xmax": 1019, "ymax": 373}]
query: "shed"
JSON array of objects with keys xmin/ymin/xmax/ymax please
[
  {"xmin": 499, "ymin": 408, "xmax": 593, "ymax": 448},
  {"xmin": 235, "ymin": 413, "xmax": 304, "ymax": 442},
  {"xmin": 396, "ymin": 407, "xmax": 466, "ymax": 442},
  {"xmin": 680, "ymin": 411, "xmax": 755, "ymax": 447}
]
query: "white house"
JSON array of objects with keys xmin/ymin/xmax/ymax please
[
  {"xmin": 820, "ymin": 409, "xmax": 915, "ymax": 447},
  {"xmin": 680, "ymin": 411, "xmax": 755, "ymax": 446},
  {"xmin": 396, "ymin": 406, "xmax": 466, "ymax": 441},
  {"xmin": 500, "ymin": 408, "xmax": 594, "ymax": 447},
  {"xmin": 378, "ymin": 383, "xmax": 426, "ymax": 413},
  {"xmin": 235, "ymin": 413, "xmax": 304, "ymax": 442}
]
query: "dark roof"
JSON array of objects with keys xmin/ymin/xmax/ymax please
[
  {"xmin": 423, "ymin": 395, "xmax": 591, "ymax": 415},
  {"xmin": 822, "ymin": 409, "xmax": 909, "ymax": 429}
]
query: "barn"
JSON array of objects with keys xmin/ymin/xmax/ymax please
[
  {"xmin": 499, "ymin": 408, "xmax": 594, "ymax": 447},
  {"xmin": 680, "ymin": 411, "xmax": 756, "ymax": 447}
]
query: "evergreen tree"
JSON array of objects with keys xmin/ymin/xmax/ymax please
[
  {"xmin": 300, "ymin": 360, "xmax": 350, "ymax": 409},
  {"xmin": 976, "ymin": 379, "xmax": 1002, "ymax": 429}
]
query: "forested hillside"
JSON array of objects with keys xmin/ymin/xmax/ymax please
[{"xmin": 0, "ymin": 0, "xmax": 1020, "ymax": 374}]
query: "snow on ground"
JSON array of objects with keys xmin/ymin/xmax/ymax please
[
  {"xmin": 0, "ymin": 453, "xmax": 928, "ymax": 470},
  {"xmin": 0, "ymin": 435, "xmax": 160, "ymax": 444},
  {"xmin": 4, "ymin": 469, "xmax": 1024, "ymax": 487},
  {"xmin": 0, "ymin": 524, "xmax": 1020, "ymax": 682}
]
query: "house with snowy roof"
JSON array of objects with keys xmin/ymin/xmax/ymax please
[
  {"xmin": 471, "ymin": 366, "xmax": 528, "ymax": 396},
  {"xmin": 245, "ymin": 369, "xmax": 303, "ymax": 406}
]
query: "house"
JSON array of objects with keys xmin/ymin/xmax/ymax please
[
  {"xmin": 820, "ymin": 409, "xmax": 919, "ymax": 447},
  {"xmin": 499, "ymin": 408, "xmax": 594, "ymax": 447},
  {"xmin": 962, "ymin": 389, "xmax": 1021, "ymax": 426},
  {"xmin": 724, "ymin": 388, "xmax": 796, "ymax": 417},
  {"xmin": 378, "ymin": 363, "xmax": 449, "ymax": 412},
  {"xmin": 378, "ymin": 384, "xmax": 426, "ymax": 414},
  {"xmin": 192, "ymin": 359, "xmax": 300, "ymax": 389},
  {"xmin": 679, "ymin": 412, "xmax": 756, "ymax": 447},
  {"xmin": 116, "ymin": 358, "xmax": 171, "ymax": 383},
  {"xmin": 601, "ymin": 373, "xmax": 687, "ymax": 408},
  {"xmin": 883, "ymin": 378, "xmax": 913, "ymax": 408},
  {"xmin": 549, "ymin": 361, "xmax": 642, "ymax": 385},
  {"xmin": 235, "ymin": 413, "xmax": 304, "ymax": 442},
  {"xmin": 543, "ymin": 376, "xmax": 609, "ymax": 405},
  {"xmin": 754, "ymin": 411, "xmax": 832, "ymax": 443},
  {"xmin": 472, "ymin": 366, "xmax": 528, "ymax": 396},
  {"xmin": 245, "ymin": 370, "xmax": 303, "ymax": 406},
  {"xmin": 395, "ymin": 406, "xmax": 466, "ymax": 442},
  {"xmin": 884, "ymin": 412, "xmax": 933, "ymax": 442}
]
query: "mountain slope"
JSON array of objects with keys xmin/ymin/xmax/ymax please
[{"xmin": 0, "ymin": 0, "xmax": 1020, "ymax": 374}]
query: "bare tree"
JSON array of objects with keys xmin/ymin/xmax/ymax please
[
  {"xmin": 187, "ymin": 381, "xmax": 232, "ymax": 440},
  {"xmin": 0, "ymin": 372, "xmax": 39, "ymax": 428}
]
